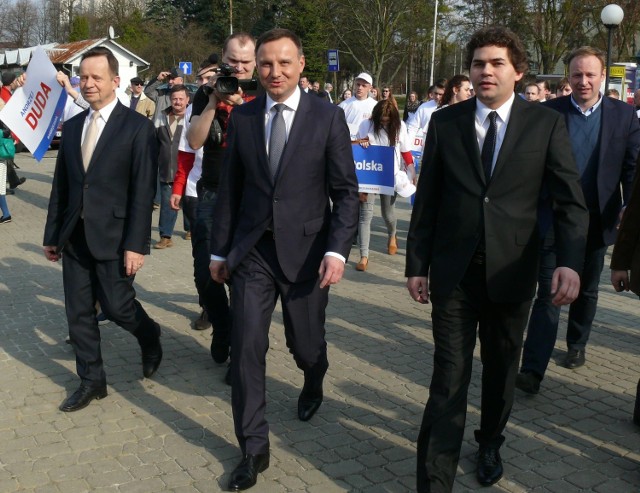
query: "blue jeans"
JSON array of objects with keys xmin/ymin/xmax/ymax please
[
  {"xmin": 0, "ymin": 194, "xmax": 9, "ymax": 217},
  {"xmin": 193, "ymin": 182, "xmax": 230, "ymax": 337},
  {"xmin": 158, "ymin": 181, "xmax": 178, "ymax": 238},
  {"xmin": 521, "ymin": 228, "xmax": 607, "ymax": 378}
]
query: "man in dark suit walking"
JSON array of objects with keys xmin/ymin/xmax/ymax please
[
  {"xmin": 406, "ymin": 27, "xmax": 589, "ymax": 491},
  {"xmin": 43, "ymin": 47, "xmax": 162, "ymax": 413},
  {"xmin": 516, "ymin": 46, "xmax": 640, "ymax": 395},
  {"xmin": 209, "ymin": 29, "xmax": 358, "ymax": 491}
]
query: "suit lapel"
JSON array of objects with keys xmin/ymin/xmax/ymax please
[
  {"xmin": 458, "ymin": 98, "xmax": 485, "ymax": 184},
  {"xmin": 86, "ymin": 102, "xmax": 124, "ymax": 172},
  {"xmin": 249, "ymin": 95, "xmax": 270, "ymax": 180},
  {"xmin": 598, "ymin": 96, "xmax": 615, "ymax": 167},
  {"xmin": 491, "ymin": 95, "xmax": 528, "ymax": 181},
  {"xmin": 68, "ymin": 110, "xmax": 88, "ymax": 175}
]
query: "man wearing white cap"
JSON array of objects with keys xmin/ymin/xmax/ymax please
[{"xmin": 339, "ymin": 72, "xmax": 377, "ymax": 140}]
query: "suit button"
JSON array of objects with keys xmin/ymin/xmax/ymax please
[
  {"xmin": 84, "ymin": 184, "xmax": 89, "ymax": 189},
  {"xmin": 273, "ymin": 197, "xmax": 279, "ymax": 203},
  {"xmin": 484, "ymin": 197, "xmax": 489, "ymax": 203}
]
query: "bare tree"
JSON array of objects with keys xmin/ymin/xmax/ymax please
[{"xmin": 6, "ymin": 0, "xmax": 39, "ymax": 46}]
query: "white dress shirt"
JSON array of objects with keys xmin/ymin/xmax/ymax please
[{"xmin": 475, "ymin": 93, "xmax": 515, "ymax": 174}]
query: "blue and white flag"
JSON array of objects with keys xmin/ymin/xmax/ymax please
[{"xmin": 352, "ymin": 144, "xmax": 395, "ymax": 195}]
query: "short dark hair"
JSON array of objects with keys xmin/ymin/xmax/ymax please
[
  {"xmin": 537, "ymin": 80, "xmax": 550, "ymax": 91},
  {"xmin": 256, "ymin": 28, "xmax": 303, "ymax": 57},
  {"xmin": 223, "ymin": 32, "xmax": 255, "ymax": 54},
  {"xmin": 566, "ymin": 46, "xmax": 606, "ymax": 72},
  {"xmin": 465, "ymin": 26, "xmax": 528, "ymax": 75},
  {"xmin": 81, "ymin": 46, "xmax": 119, "ymax": 77},
  {"xmin": 170, "ymin": 84, "xmax": 189, "ymax": 97}
]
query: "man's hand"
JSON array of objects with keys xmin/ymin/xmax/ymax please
[
  {"xmin": 611, "ymin": 269, "xmax": 630, "ymax": 292},
  {"xmin": 210, "ymin": 260, "xmax": 230, "ymax": 283},
  {"xmin": 43, "ymin": 246, "xmax": 61, "ymax": 262},
  {"xmin": 407, "ymin": 276, "xmax": 429, "ymax": 304},
  {"xmin": 218, "ymin": 90, "xmax": 244, "ymax": 106},
  {"xmin": 56, "ymin": 71, "xmax": 71, "ymax": 90},
  {"xmin": 157, "ymin": 71, "xmax": 171, "ymax": 81},
  {"xmin": 550, "ymin": 266, "xmax": 580, "ymax": 306},
  {"xmin": 11, "ymin": 74, "xmax": 25, "ymax": 90},
  {"xmin": 318, "ymin": 256, "xmax": 345, "ymax": 288},
  {"xmin": 169, "ymin": 194, "xmax": 182, "ymax": 211},
  {"xmin": 124, "ymin": 251, "xmax": 145, "ymax": 276}
]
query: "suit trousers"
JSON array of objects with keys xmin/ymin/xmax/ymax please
[
  {"xmin": 417, "ymin": 261, "xmax": 531, "ymax": 493},
  {"xmin": 520, "ymin": 226, "xmax": 607, "ymax": 378},
  {"xmin": 62, "ymin": 220, "xmax": 157, "ymax": 387},
  {"xmin": 230, "ymin": 234, "xmax": 329, "ymax": 455}
]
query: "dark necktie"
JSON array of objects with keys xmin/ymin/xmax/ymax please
[
  {"xmin": 269, "ymin": 104, "xmax": 286, "ymax": 180},
  {"xmin": 481, "ymin": 111, "xmax": 497, "ymax": 182}
]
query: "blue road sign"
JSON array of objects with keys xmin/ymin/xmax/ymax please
[
  {"xmin": 180, "ymin": 61, "xmax": 192, "ymax": 75},
  {"xmin": 328, "ymin": 50, "xmax": 339, "ymax": 72}
]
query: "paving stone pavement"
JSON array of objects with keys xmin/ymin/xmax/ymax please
[{"xmin": 0, "ymin": 150, "xmax": 639, "ymax": 492}]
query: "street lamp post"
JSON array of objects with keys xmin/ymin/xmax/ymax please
[
  {"xmin": 429, "ymin": 0, "xmax": 438, "ymax": 86},
  {"xmin": 601, "ymin": 4, "xmax": 624, "ymax": 93}
]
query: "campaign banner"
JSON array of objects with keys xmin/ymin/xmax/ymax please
[
  {"xmin": 352, "ymin": 144, "xmax": 394, "ymax": 195},
  {"xmin": 0, "ymin": 47, "xmax": 67, "ymax": 161},
  {"xmin": 409, "ymin": 127, "xmax": 425, "ymax": 174}
]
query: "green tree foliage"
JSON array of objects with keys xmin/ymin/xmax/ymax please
[{"xmin": 69, "ymin": 15, "xmax": 90, "ymax": 41}]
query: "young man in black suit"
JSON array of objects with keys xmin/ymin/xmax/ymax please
[
  {"xmin": 209, "ymin": 28, "xmax": 359, "ymax": 491},
  {"xmin": 43, "ymin": 47, "xmax": 161, "ymax": 412},
  {"xmin": 406, "ymin": 27, "xmax": 589, "ymax": 491}
]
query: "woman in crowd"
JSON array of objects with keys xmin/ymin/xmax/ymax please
[
  {"xmin": 341, "ymin": 89, "xmax": 352, "ymax": 102},
  {"xmin": 438, "ymin": 74, "xmax": 472, "ymax": 108},
  {"xmin": 370, "ymin": 86, "xmax": 381, "ymax": 100},
  {"xmin": 403, "ymin": 91, "xmax": 421, "ymax": 122},
  {"xmin": 355, "ymin": 99, "xmax": 416, "ymax": 271}
]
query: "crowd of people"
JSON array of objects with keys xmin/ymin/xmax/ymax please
[{"xmin": 1, "ymin": 22, "xmax": 639, "ymax": 493}]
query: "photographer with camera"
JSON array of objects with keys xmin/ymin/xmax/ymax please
[{"xmin": 186, "ymin": 32, "xmax": 258, "ymax": 373}]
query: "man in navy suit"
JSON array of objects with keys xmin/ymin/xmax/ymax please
[
  {"xmin": 516, "ymin": 46, "xmax": 640, "ymax": 395},
  {"xmin": 43, "ymin": 47, "xmax": 162, "ymax": 412},
  {"xmin": 209, "ymin": 28, "xmax": 358, "ymax": 491}
]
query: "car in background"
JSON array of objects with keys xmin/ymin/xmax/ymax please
[{"xmin": 50, "ymin": 121, "xmax": 63, "ymax": 148}]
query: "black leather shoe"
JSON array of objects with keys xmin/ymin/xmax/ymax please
[
  {"xmin": 515, "ymin": 371, "xmax": 541, "ymax": 395},
  {"xmin": 564, "ymin": 349, "xmax": 585, "ymax": 369},
  {"xmin": 141, "ymin": 324, "xmax": 162, "ymax": 378},
  {"xmin": 228, "ymin": 453, "xmax": 270, "ymax": 491},
  {"xmin": 59, "ymin": 383, "xmax": 107, "ymax": 412},
  {"xmin": 211, "ymin": 331, "xmax": 230, "ymax": 364},
  {"xmin": 476, "ymin": 446, "xmax": 503, "ymax": 486},
  {"xmin": 298, "ymin": 388, "xmax": 323, "ymax": 421}
]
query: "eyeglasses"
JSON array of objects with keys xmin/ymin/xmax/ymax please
[
  {"xmin": 132, "ymin": 82, "xmax": 143, "ymax": 86},
  {"xmin": 383, "ymin": 89, "xmax": 390, "ymax": 93}
]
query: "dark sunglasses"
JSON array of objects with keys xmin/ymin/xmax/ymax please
[{"xmin": 132, "ymin": 82, "xmax": 143, "ymax": 86}]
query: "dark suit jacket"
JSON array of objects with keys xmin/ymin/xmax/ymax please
[
  {"xmin": 211, "ymin": 91, "xmax": 359, "ymax": 283},
  {"xmin": 611, "ymin": 152, "xmax": 640, "ymax": 295},
  {"xmin": 543, "ymin": 95, "xmax": 640, "ymax": 245},
  {"xmin": 43, "ymin": 101, "xmax": 158, "ymax": 260},
  {"xmin": 405, "ymin": 96, "xmax": 588, "ymax": 303}
]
